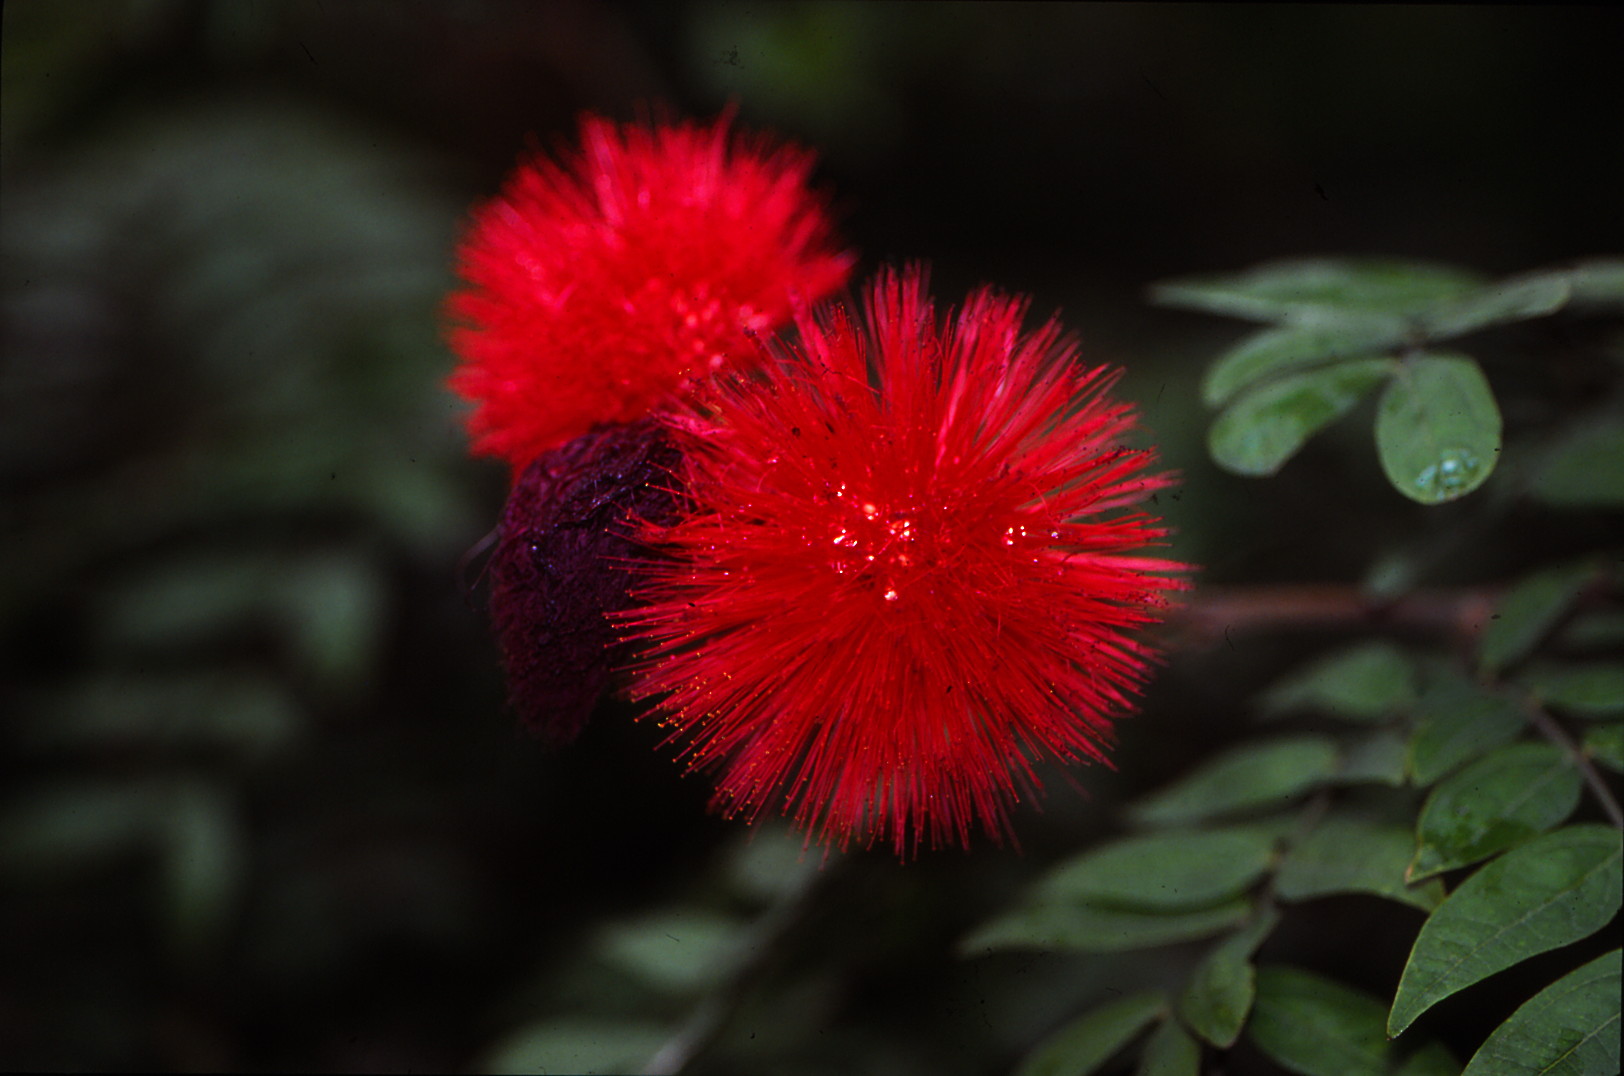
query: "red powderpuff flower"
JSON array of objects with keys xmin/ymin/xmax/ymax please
[
  {"xmin": 447, "ymin": 110, "xmax": 853, "ymax": 473},
  {"xmin": 619, "ymin": 268, "xmax": 1191, "ymax": 856}
]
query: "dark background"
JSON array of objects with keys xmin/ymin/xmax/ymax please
[{"xmin": 3, "ymin": 3, "xmax": 1620, "ymax": 1071}]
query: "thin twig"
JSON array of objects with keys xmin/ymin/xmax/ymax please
[
  {"xmin": 1523, "ymin": 698, "xmax": 1624, "ymax": 831},
  {"xmin": 1162, "ymin": 584, "xmax": 1499, "ymax": 650},
  {"xmin": 642, "ymin": 851, "xmax": 843, "ymax": 1075}
]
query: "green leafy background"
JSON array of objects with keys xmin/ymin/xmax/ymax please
[{"xmin": 3, "ymin": 4, "xmax": 1620, "ymax": 1073}]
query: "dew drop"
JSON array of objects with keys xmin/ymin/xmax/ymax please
[{"xmin": 1415, "ymin": 446, "xmax": 1484, "ymax": 497}]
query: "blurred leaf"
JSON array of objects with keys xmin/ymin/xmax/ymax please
[
  {"xmin": 1410, "ymin": 743, "xmax": 1582, "ymax": 881},
  {"xmin": 1564, "ymin": 258, "xmax": 1624, "ymax": 308},
  {"xmin": 1178, "ymin": 906, "xmax": 1280, "ymax": 1048},
  {"xmin": 595, "ymin": 909, "xmax": 742, "ymax": 996},
  {"xmin": 1531, "ymin": 419, "xmax": 1624, "ymax": 508},
  {"xmin": 1201, "ymin": 321, "xmax": 1407, "ymax": 407},
  {"xmin": 1130, "ymin": 736, "xmax": 1341, "ymax": 826},
  {"xmin": 479, "ymin": 1018, "xmax": 667, "ymax": 1076},
  {"xmin": 1560, "ymin": 611, "xmax": 1624, "ymax": 651},
  {"xmin": 1336, "ymin": 730, "xmax": 1410, "ymax": 787},
  {"xmin": 1251, "ymin": 966, "xmax": 1458, "ymax": 1076},
  {"xmin": 1388, "ymin": 825, "xmax": 1623, "ymax": 1037},
  {"xmin": 19, "ymin": 673, "xmax": 303, "ymax": 762},
  {"xmin": 1479, "ymin": 560, "xmax": 1599, "ymax": 674},
  {"xmin": 276, "ymin": 549, "xmax": 386, "ymax": 699},
  {"xmin": 1208, "ymin": 358, "xmax": 1395, "ymax": 476},
  {"xmin": 1136, "ymin": 1018, "xmax": 1199, "ymax": 1076},
  {"xmin": 963, "ymin": 898, "xmax": 1253, "ymax": 956},
  {"xmin": 1375, "ymin": 353, "xmax": 1501, "ymax": 504},
  {"xmin": 1015, "ymin": 991, "xmax": 1166, "ymax": 1076},
  {"xmin": 724, "ymin": 823, "xmax": 819, "ymax": 904},
  {"xmin": 1414, "ymin": 273, "xmax": 1572, "ymax": 339},
  {"xmin": 1276, "ymin": 815, "xmax": 1443, "ymax": 912},
  {"xmin": 1406, "ymin": 669, "xmax": 1526, "ymax": 785},
  {"xmin": 1260, "ymin": 642, "xmax": 1418, "ymax": 723},
  {"xmin": 160, "ymin": 779, "xmax": 242, "ymax": 966},
  {"xmin": 1151, "ymin": 258, "xmax": 1484, "ymax": 325},
  {"xmin": 1460, "ymin": 949, "xmax": 1621, "ymax": 1076},
  {"xmin": 1584, "ymin": 722, "xmax": 1624, "ymax": 773},
  {"xmin": 1034, "ymin": 828, "xmax": 1279, "ymax": 912},
  {"xmin": 1517, "ymin": 660, "xmax": 1624, "ymax": 719},
  {"xmin": 0, "ymin": 781, "xmax": 164, "ymax": 880}
]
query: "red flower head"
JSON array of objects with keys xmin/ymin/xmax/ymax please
[
  {"xmin": 448, "ymin": 111, "xmax": 854, "ymax": 473},
  {"xmin": 619, "ymin": 268, "xmax": 1191, "ymax": 856}
]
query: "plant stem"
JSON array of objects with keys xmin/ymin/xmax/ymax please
[
  {"xmin": 642, "ymin": 851, "xmax": 841, "ymax": 1076},
  {"xmin": 1163, "ymin": 584, "xmax": 1498, "ymax": 649},
  {"xmin": 1523, "ymin": 698, "xmax": 1624, "ymax": 831}
]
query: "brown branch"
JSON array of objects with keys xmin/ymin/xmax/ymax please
[
  {"xmin": 1161, "ymin": 584, "xmax": 1499, "ymax": 650},
  {"xmin": 1523, "ymin": 698, "xmax": 1624, "ymax": 831}
]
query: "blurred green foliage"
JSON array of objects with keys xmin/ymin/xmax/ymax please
[{"xmin": 3, "ymin": 2, "xmax": 1621, "ymax": 1073}]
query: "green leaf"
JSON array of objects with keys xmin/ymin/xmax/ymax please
[
  {"xmin": 479, "ymin": 1018, "xmax": 667, "ymax": 1076},
  {"xmin": 962, "ymin": 898, "xmax": 1253, "ymax": 955},
  {"xmin": 1583, "ymin": 722, "xmax": 1624, "ymax": 773},
  {"xmin": 1518, "ymin": 661, "xmax": 1624, "ymax": 719},
  {"xmin": 1137, "ymin": 1018, "xmax": 1200, "ymax": 1076},
  {"xmin": 1208, "ymin": 358, "xmax": 1396, "ymax": 476},
  {"xmin": 1252, "ymin": 966, "xmax": 1458, "ymax": 1076},
  {"xmin": 1151, "ymin": 258, "xmax": 1485, "ymax": 324},
  {"xmin": 1406, "ymin": 669, "xmax": 1527, "ymax": 785},
  {"xmin": 1388, "ymin": 824, "xmax": 1623, "ymax": 1037},
  {"xmin": 1276, "ymin": 814, "xmax": 1444, "ymax": 912},
  {"xmin": 1532, "ymin": 420, "xmax": 1624, "ymax": 508},
  {"xmin": 1375, "ymin": 353, "xmax": 1502, "ymax": 504},
  {"xmin": 1561, "ymin": 611, "xmax": 1624, "ymax": 652},
  {"xmin": 1414, "ymin": 273, "xmax": 1573, "ymax": 339},
  {"xmin": 1410, "ymin": 743, "xmax": 1582, "ymax": 881},
  {"xmin": 1461, "ymin": 949, "xmax": 1621, "ymax": 1076},
  {"xmin": 1479, "ymin": 560, "xmax": 1599, "ymax": 674},
  {"xmin": 595, "ymin": 908, "xmax": 742, "ymax": 995},
  {"xmin": 1336, "ymin": 730, "xmax": 1410, "ymax": 787},
  {"xmin": 1178, "ymin": 907, "xmax": 1281, "ymax": 1048},
  {"xmin": 1129, "ymin": 736, "xmax": 1342, "ymax": 826},
  {"xmin": 1035, "ymin": 828, "xmax": 1280, "ymax": 912},
  {"xmin": 1015, "ymin": 991, "xmax": 1166, "ymax": 1076},
  {"xmin": 1201, "ymin": 322, "xmax": 1407, "ymax": 407},
  {"xmin": 160, "ymin": 780, "xmax": 242, "ymax": 966},
  {"xmin": 1260, "ymin": 642, "xmax": 1419, "ymax": 723},
  {"xmin": 1565, "ymin": 258, "xmax": 1624, "ymax": 307}
]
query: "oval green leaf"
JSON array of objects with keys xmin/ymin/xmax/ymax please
[
  {"xmin": 1209, "ymin": 358, "xmax": 1396, "ymax": 476},
  {"xmin": 1409, "ymin": 743, "xmax": 1582, "ymax": 881},
  {"xmin": 1276, "ymin": 814, "xmax": 1443, "ymax": 912},
  {"xmin": 1129, "ymin": 736, "xmax": 1342, "ymax": 827},
  {"xmin": 1178, "ymin": 907, "xmax": 1280, "ymax": 1048},
  {"xmin": 1388, "ymin": 824, "xmax": 1623, "ymax": 1037},
  {"xmin": 1532, "ymin": 420, "xmax": 1624, "ymax": 509},
  {"xmin": 1583, "ymin": 722, "xmax": 1624, "ymax": 774},
  {"xmin": 1137, "ymin": 1018, "xmax": 1200, "ymax": 1076},
  {"xmin": 1564, "ymin": 258, "xmax": 1624, "ymax": 308},
  {"xmin": 962, "ymin": 898, "xmax": 1254, "ymax": 956},
  {"xmin": 1517, "ymin": 661, "xmax": 1624, "ymax": 719},
  {"xmin": 480, "ymin": 1018, "xmax": 667, "ymax": 1076},
  {"xmin": 1151, "ymin": 258, "xmax": 1485, "ymax": 324},
  {"xmin": 1202, "ymin": 322, "xmax": 1407, "ymax": 407},
  {"xmin": 1406, "ymin": 668, "xmax": 1527, "ymax": 786},
  {"xmin": 1252, "ymin": 966, "xmax": 1458, "ymax": 1076},
  {"xmin": 1376, "ymin": 353, "xmax": 1501, "ymax": 504},
  {"xmin": 1460, "ymin": 949, "xmax": 1621, "ymax": 1076},
  {"xmin": 1015, "ymin": 991, "xmax": 1166, "ymax": 1076},
  {"xmin": 1415, "ymin": 273, "xmax": 1572, "ymax": 340},
  {"xmin": 1336, "ymin": 730, "xmax": 1410, "ymax": 787},
  {"xmin": 1479, "ymin": 560, "xmax": 1600, "ymax": 674},
  {"xmin": 1261, "ymin": 641, "xmax": 1418, "ymax": 723},
  {"xmin": 1036, "ymin": 828, "xmax": 1280, "ymax": 912}
]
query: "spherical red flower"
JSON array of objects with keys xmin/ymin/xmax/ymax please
[
  {"xmin": 619, "ymin": 269, "xmax": 1191, "ymax": 856},
  {"xmin": 447, "ymin": 111, "xmax": 854, "ymax": 473}
]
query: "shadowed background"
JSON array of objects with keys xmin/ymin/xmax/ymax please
[{"xmin": 3, "ymin": 3, "xmax": 1620, "ymax": 1071}]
